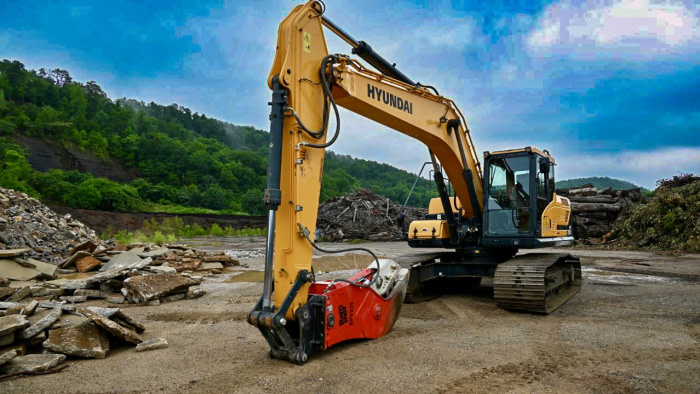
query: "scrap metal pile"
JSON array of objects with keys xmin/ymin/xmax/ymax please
[{"xmin": 316, "ymin": 189, "xmax": 427, "ymax": 242}]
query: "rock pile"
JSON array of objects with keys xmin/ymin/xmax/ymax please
[
  {"xmin": 1, "ymin": 244, "xmax": 239, "ymax": 306},
  {"xmin": 316, "ymin": 189, "xmax": 427, "ymax": 242},
  {"xmin": 557, "ymin": 184, "xmax": 644, "ymax": 240},
  {"xmin": 0, "ymin": 188, "xmax": 108, "ymax": 264},
  {"xmin": 0, "ymin": 303, "xmax": 162, "ymax": 376}
]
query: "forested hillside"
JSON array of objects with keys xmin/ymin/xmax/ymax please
[
  {"xmin": 556, "ymin": 176, "xmax": 644, "ymax": 191},
  {"xmin": 0, "ymin": 60, "xmax": 435, "ymax": 214}
]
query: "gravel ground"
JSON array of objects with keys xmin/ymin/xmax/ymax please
[{"xmin": 2, "ymin": 238, "xmax": 698, "ymax": 393}]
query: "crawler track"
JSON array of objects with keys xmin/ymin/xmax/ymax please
[{"xmin": 493, "ymin": 253, "xmax": 582, "ymax": 314}]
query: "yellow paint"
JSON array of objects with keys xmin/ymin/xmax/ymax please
[
  {"xmin": 409, "ymin": 219, "xmax": 451, "ymax": 240},
  {"xmin": 541, "ymin": 193, "xmax": 572, "ymax": 237}
]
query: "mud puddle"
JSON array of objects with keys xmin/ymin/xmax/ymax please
[{"xmin": 583, "ymin": 267, "xmax": 675, "ymax": 285}]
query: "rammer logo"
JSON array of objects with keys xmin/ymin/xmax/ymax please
[{"xmin": 367, "ymin": 84, "xmax": 413, "ymax": 114}]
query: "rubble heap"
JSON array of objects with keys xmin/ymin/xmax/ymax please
[
  {"xmin": 0, "ymin": 188, "xmax": 107, "ymax": 264},
  {"xmin": 557, "ymin": 184, "xmax": 644, "ymax": 240},
  {"xmin": 316, "ymin": 189, "xmax": 427, "ymax": 241}
]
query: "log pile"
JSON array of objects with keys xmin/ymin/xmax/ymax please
[
  {"xmin": 557, "ymin": 184, "xmax": 644, "ymax": 240},
  {"xmin": 316, "ymin": 189, "xmax": 427, "ymax": 241}
]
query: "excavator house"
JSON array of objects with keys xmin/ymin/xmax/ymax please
[{"xmin": 248, "ymin": 1, "xmax": 582, "ymax": 364}]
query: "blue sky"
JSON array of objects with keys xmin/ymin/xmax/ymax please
[{"xmin": 1, "ymin": 0, "xmax": 698, "ymax": 189}]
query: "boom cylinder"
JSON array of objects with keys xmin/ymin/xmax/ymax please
[{"xmin": 261, "ymin": 76, "xmax": 287, "ymax": 311}]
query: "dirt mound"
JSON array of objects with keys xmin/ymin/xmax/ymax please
[
  {"xmin": 316, "ymin": 189, "xmax": 426, "ymax": 241},
  {"xmin": 612, "ymin": 174, "xmax": 699, "ymax": 252}
]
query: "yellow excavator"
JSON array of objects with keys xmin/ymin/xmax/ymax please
[{"xmin": 248, "ymin": 1, "xmax": 582, "ymax": 364}]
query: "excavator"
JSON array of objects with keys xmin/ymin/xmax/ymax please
[{"xmin": 248, "ymin": 0, "xmax": 582, "ymax": 364}]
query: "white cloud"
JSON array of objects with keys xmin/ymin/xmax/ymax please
[
  {"xmin": 527, "ymin": 0, "xmax": 700, "ymax": 59},
  {"xmin": 558, "ymin": 147, "xmax": 700, "ymax": 188}
]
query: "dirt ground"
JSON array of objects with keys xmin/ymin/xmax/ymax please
[{"xmin": 2, "ymin": 238, "xmax": 698, "ymax": 393}]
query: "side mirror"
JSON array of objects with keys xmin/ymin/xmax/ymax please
[{"xmin": 539, "ymin": 160, "xmax": 550, "ymax": 175}]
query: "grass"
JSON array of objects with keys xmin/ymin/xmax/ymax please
[
  {"xmin": 102, "ymin": 216, "xmax": 267, "ymax": 244},
  {"xmin": 138, "ymin": 202, "xmax": 248, "ymax": 216}
]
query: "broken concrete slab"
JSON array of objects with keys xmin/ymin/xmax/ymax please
[
  {"xmin": 43, "ymin": 322, "xmax": 109, "ymax": 359},
  {"xmin": 76, "ymin": 256, "xmax": 101, "ymax": 273},
  {"xmin": 135, "ymin": 337, "xmax": 168, "ymax": 352},
  {"xmin": 27, "ymin": 258, "xmax": 57, "ymax": 278},
  {"xmin": 122, "ymin": 274, "xmax": 197, "ymax": 304},
  {"xmin": 0, "ymin": 248, "xmax": 31, "ymax": 258},
  {"xmin": 0, "ymin": 349, "xmax": 18, "ymax": 367},
  {"xmin": 39, "ymin": 301, "xmax": 76, "ymax": 312},
  {"xmin": 0, "ymin": 353, "xmax": 66, "ymax": 374},
  {"xmin": 99, "ymin": 251, "xmax": 144, "ymax": 272},
  {"xmin": 87, "ymin": 257, "xmax": 152, "ymax": 283},
  {"xmin": 0, "ymin": 314, "xmax": 30, "ymax": 336},
  {"xmin": 0, "ymin": 259, "xmax": 41, "ymax": 281},
  {"xmin": 80, "ymin": 308, "xmax": 143, "ymax": 344},
  {"xmin": 49, "ymin": 313, "xmax": 89, "ymax": 330},
  {"xmin": 18, "ymin": 307, "xmax": 62, "ymax": 339}
]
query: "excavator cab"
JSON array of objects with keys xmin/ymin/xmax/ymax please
[{"xmin": 482, "ymin": 147, "xmax": 574, "ymax": 248}]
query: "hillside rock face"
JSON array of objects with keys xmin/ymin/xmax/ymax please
[
  {"xmin": 0, "ymin": 188, "xmax": 103, "ymax": 264},
  {"xmin": 13, "ymin": 134, "xmax": 137, "ymax": 183}
]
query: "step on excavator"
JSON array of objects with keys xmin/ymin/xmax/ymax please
[{"xmin": 248, "ymin": 0, "xmax": 582, "ymax": 364}]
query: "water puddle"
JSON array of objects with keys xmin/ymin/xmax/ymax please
[{"xmin": 583, "ymin": 267, "xmax": 674, "ymax": 284}]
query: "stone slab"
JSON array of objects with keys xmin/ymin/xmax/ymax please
[
  {"xmin": 136, "ymin": 337, "xmax": 168, "ymax": 352},
  {"xmin": 122, "ymin": 274, "xmax": 196, "ymax": 303},
  {"xmin": 0, "ymin": 349, "xmax": 18, "ymax": 366},
  {"xmin": 68, "ymin": 240, "xmax": 97, "ymax": 256},
  {"xmin": 80, "ymin": 308, "xmax": 143, "ymax": 344},
  {"xmin": 75, "ymin": 256, "xmax": 101, "ymax": 273},
  {"xmin": 0, "ymin": 332, "xmax": 14, "ymax": 346},
  {"xmin": 0, "ymin": 249, "xmax": 31, "ymax": 258},
  {"xmin": 0, "ymin": 314, "xmax": 30, "ymax": 336},
  {"xmin": 0, "ymin": 353, "xmax": 65, "ymax": 374},
  {"xmin": 43, "ymin": 322, "xmax": 109, "ymax": 359},
  {"xmin": 23, "ymin": 300, "xmax": 39, "ymax": 316},
  {"xmin": 59, "ymin": 251, "xmax": 91, "ymax": 269},
  {"xmin": 99, "ymin": 251, "xmax": 145, "ymax": 272},
  {"xmin": 18, "ymin": 307, "xmax": 62, "ymax": 339},
  {"xmin": 0, "ymin": 259, "xmax": 40, "ymax": 281},
  {"xmin": 0, "ymin": 287, "xmax": 15, "ymax": 299},
  {"xmin": 27, "ymin": 258, "xmax": 57, "ymax": 278},
  {"xmin": 136, "ymin": 248, "xmax": 171, "ymax": 258},
  {"xmin": 199, "ymin": 262, "xmax": 224, "ymax": 271},
  {"xmin": 148, "ymin": 265, "xmax": 177, "ymax": 274},
  {"xmin": 86, "ymin": 307, "xmax": 145, "ymax": 333},
  {"xmin": 30, "ymin": 287, "xmax": 65, "ymax": 297},
  {"xmin": 7, "ymin": 286, "xmax": 31, "ymax": 302}
]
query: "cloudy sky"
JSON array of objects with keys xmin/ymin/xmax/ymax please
[{"xmin": 1, "ymin": 0, "xmax": 698, "ymax": 189}]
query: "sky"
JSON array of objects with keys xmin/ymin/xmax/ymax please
[{"xmin": 1, "ymin": 0, "xmax": 698, "ymax": 189}]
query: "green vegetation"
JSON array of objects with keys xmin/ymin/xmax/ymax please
[
  {"xmin": 612, "ymin": 174, "xmax": 699, "ymax": 253},
  {"xmin": 556, "ymin": 176, "xmax": 645, "ymax": 192},
  {"xmin": 0, "ymin": 59, "xmax": 437, "ymax": 213},
  {"xmin": 104, "ymin": 216, "xmax": 266, "ymax": 244}
]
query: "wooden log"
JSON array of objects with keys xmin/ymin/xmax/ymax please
[
  {"xmin": 571, "ymin": 202, "xmax": 621, "ymax": 212},
  {"xmin": 569, "ymin": 195, "xmax": 617, "ymax": 203},
  {"xmin": 567, "ymin": 187, "xmax": 598, "ymax": 196}
]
